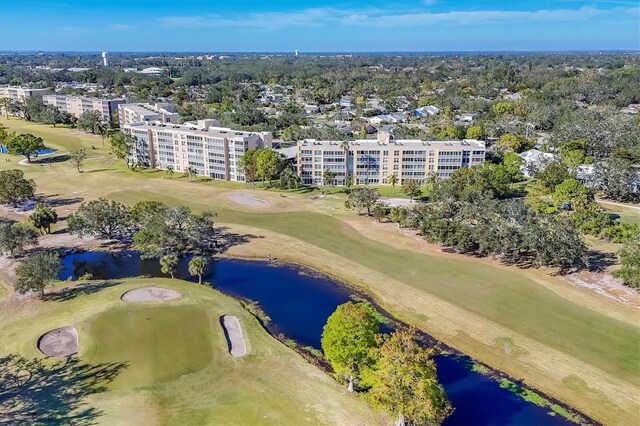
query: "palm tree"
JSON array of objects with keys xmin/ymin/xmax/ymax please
[
  {"xmin": 185, "ymin": 166, "xmax": 197, "ymax": 182},
  {"xmin": 340, "ymin": 140, "xmax": 351, "ymax": 185},
  {"xmin": 388, "ymin": 174, "xmax": 398, "ymax": 193},
  {"xmin": 188, "ymin": 256, "xmax": 208, "ymax": 285},
  {"xmin": 160, "ymin": 254, "xmax": 178, "ymax": 279},
  {"xmin": 322, "ymin": 169, "xmax": 336, "ymax": 195},
  {"xmin": 0, "ymin": 98, "xmax": 13, "ymax": 119},
  {"xmin": 279, "ymin": 167, "xmax": 300, "ymax": 191}
]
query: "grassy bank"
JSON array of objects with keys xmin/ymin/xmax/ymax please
[
  {"xmin": 1, "ymin": 118, "xmax": 638, "ymax": 425},
  {"xmin": 0, "ymin": 278, "xmax": 386, "ymax": 425}
]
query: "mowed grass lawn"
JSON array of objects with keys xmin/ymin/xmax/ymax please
[
  {"xmin": 0, "ymin": 278, "xmax": 386, "ymax": 425},
  {"xmin": 1, "ymin": 118, "xmax": 639, "ymax": 424}
]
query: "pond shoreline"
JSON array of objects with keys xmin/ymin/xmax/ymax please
[
  {"xmin": 55, "ymin": 246, "xmax": 596, "ymax": 425},
  {"xmin": 217, "ymin": 253, "xmax": 597, "ymax": 426}
]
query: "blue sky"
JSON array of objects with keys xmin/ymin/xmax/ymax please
[{"xmin": 1, "ymin": 1, "xmax": 638, "ymax": 52}]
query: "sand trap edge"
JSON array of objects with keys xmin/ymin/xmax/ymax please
[
  {"xmin": 220, "ymin": 315, "xmax": 247, "ymax": 357},
  {"xmin": 37, "ymin": 326, "xmax": 78, "ymax": 358},
  {"xmin": 121, "ymin": 286, "xmax": 181, "ymax": 302}
]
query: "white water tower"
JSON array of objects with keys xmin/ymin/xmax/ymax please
[{"xmin": 102, "ymin": 51, "xmax": 109, "ymax": 66}]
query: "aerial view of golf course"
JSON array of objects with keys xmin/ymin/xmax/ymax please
[{"xmin": 0, "ymin": 115, "xmax": 638, "ymax": 425}]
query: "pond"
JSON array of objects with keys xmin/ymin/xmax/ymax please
[
  {"xmin": 0, "ymin": 145, "xmax": 56, "ymax": 156},
  {"xmin": 59, "ymin": 251, "xmax": 575, "ymax": 426}
]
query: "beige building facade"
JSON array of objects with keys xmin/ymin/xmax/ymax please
[
  {"xmin": 42, "ymin": 95, "xmax": 125, "ymax": 123},
  {"xmin": 0, "ymin": 86, "xmax": 51, "ymax": 102},
  {"xmin": 122, "ymin": 120, "xmax": 273, "ymax": 182},
  {"xmin": 297, "ymin": 133, "xmax": 486, "ymax": 186}
]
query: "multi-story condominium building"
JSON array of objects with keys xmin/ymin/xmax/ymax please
[
  {"xmin": 0, "ymin": 86, "xmax": 51, "ymax": 102},
  {"xmin": 122, "ymin": 120, "xmax": 273, "ymax": 182},
  {"xmin": 42, "ymin": 95, "xmax": 125, "ymax": 123},
  {"xmin": 296, "ymin": 132, "xmax": 485, "ymax": 186},
  {"xmin": 118, "ymin": 102, "xmax": 181, "ymax": 127}
]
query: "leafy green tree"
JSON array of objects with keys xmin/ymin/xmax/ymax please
[
  {"xmin": 160, "ymin": 254, "xmax": 179, "ymax": 279},
  {"xmin": 321, "ymin": 302, "xmax": 379, "ymax": 392},
  {"xmin": 188, "ymin": 256, "xmax": 208, "ymax": 284},
  {"xmin": 551, "ymin": 179, "xmax": 594, "ymax": 211},
  {"xmin": 67, "ymin": 198, "xmax": 132, "ymax": 241},
  {"xmin": 256, "ymin": 149, "xmax": 283, "ymax": 187},
  {"xmin": 492, "ymin": 101, "xmax": 514, "ymax": 117},
  {"xmin": 612, "ymin": 232, "xmax": 640, "ymax": 289},
  {"xmin": 0, "ymin": 222, "xmax": 39, "ymax": 257},
  {"xmin": 364, "ymin": 328, "xmax": 452, "ymax": 426},
  {"xmin": 238, "ymin": 149, "xmax": 259, "ymax": 186},
  {"xmin": 465, "ymin": 124, "xmax": 485, "ymax": 140},
  {"xmin": 388, "ymin": 174, "xmax": 398, "ymax": 193},
  {"xmin": 0, "ymin": 169, "xmax": 36, "ymax": 206},
  {"xmin": 496, "ymin": 134, "xmax": 535, "ymax": 153},
  {"xmin": 345, "ymin": 188, "xmax": 380, "ymax": 216},
  {"xmin": 502, "ymin": 152, "xmax": 524, "ymax": 179},
  {"xmin": 372, "ymin": 203, "xmax": 387, "ymax": 223},
  {"xmin": 594, "ymin": 157, "xmax": 640, "ymax": 202},
  {"xmin": 14, "ymin": 252, "xmax": 62, "ymax": 298},
  {"xmin": 0, "ymin": 98, "xmax": 14, "ymax": 119},
  {"xmin": 6, "ymin": 133, "xmax": 45, "ymax": 163},
  {"xmin": 29, "ymin": 203, "xmax": 58, "ymax": 235},
  {"xmin": 69, "ymin": 149, "xmax": 88, "ymax": 173},
  {"xmin": 402, "ymin": 179, "xmax": 422, "ymax": 202},
  {"xmin": 76, "ymin": 110, "xmax": 102, "ymax": 133},
  {"xmin": 536, "ymin": 162, "xmax": 572, "ymax": 193},
  {"xmin": 109, "ymin": 132, "xmax": 135, "ymax": 167}
]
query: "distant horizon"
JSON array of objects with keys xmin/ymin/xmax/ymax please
[
  {"xmin": 2, "ymin": 1, "xmax": 638, "ymax": 52},
  {"xmin": 2, "ymin": 49, "xmax": 639, "ymax": 55}
]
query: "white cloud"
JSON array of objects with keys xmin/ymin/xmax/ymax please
[{"xmin": 157, "ymin": 6, "xmax": 638, "ymax": 30}]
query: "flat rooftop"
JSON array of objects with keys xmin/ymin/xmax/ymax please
[
  {"xmin": 299, "ymin": 139, "xmax": 485, "ymax": 149},
  {"xmin": 125, "ymin": 121, "xmax": 267, "ymax": 139}
]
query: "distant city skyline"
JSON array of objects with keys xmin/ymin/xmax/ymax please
[{"xmin": 1, "ymin": 1, "xmax": 639, "ymax": 52}]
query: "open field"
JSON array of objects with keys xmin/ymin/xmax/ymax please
[
  {"xmin": 0, "ymin": 278, "xmax": 386, "ymax": 425},
  {"xmin": 1, "ymin": 118, "xmax": 639, "ymax": 424}
]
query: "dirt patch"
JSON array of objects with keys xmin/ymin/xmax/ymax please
[
  {"xmin": 220, "ymin": 315, "xmax": 246, "ymax": 357},
  {"xmin": 121, "ymin": 287, "xmax": 181, "ymax": 302},
  {"xmin": 37, "ymin": 326, "xmax": 78, "ymax": 357},
  {"xmin": 562, "ymin": 272, "xmax": 640, "ymax": 308},
  {"xmin": 226, "ymin": 192, "xmax": 269, "ymax": 208}
]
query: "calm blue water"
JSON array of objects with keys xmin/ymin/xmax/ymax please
[
  {"xmin": 0, "ymin": 145, "xmax": 55, "ymax": 155},
  {"xmin": 59, "ymin": 252, "xmax": 574, "ymax": 426}
]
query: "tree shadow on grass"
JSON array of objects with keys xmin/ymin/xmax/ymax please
[
  {"xmin": 35, "ymin": 194, "xmax": 85, "ymax": 208},
  {"xmin": 215, "ymin": 226, "xmax": 264, "ymax": 254},
  {"xmin": 43, "ymin": 280, "xmax": 120, "ymax": 302},
  {"xmin": 32, "ymin": 154, "xmax": 71, "ymax": 165},
  {"xmin": 0, "ymin": 354, "xmax": 127, "ymax": 425}
]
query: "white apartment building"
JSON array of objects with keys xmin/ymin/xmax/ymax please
[
  {"xmin": 297, "ymin": 132, "xmax": 485, "ymax": 186},
  {"xmin": 118, "ymin": 103, "xmax": 181, "ymax": 127},
  {"xmin": 0, "ymin": 86, "xmax": 51, "ymax": 102},
  {"xmin": 42, "ymin": 95, "xmax": 125, "ymax": 123},
  {"xmin": 122, "ymin": 120, "xmax": 273, "ymax": 182}
]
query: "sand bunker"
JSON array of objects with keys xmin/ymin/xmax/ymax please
[
  {"xmin": 121, "ymin": 287, "xmax": 181, "ymax": 302},
  {"xmin": 220, "ymin": 315, "xmax": 246, "ymax": 357},
  {"xmin": 226, "ymin": 192, "xmax": 269, "ymax": 208},
  {"xmin": 38, "ymin": 326, "xmax": 78, "ymax": 358}
]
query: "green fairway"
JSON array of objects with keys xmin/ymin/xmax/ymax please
[
  {"xmin": 110, "ymin": 188, "xmax": 640, "ymax": 384},
  {"xmin": 599, "ymin": 202, "xmax": 640, "ymax": 226},
  {"xmin": 0, "ymin": 278, "xmax": 386, "ymax": 425},
  {"xmin": 86, "ymin": 305, "xmax": 214, "ymax": 387}
]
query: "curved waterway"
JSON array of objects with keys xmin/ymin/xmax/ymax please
[{"xmin": 59, "ymin": 251, "xmax": 577, "ymax": 425}]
